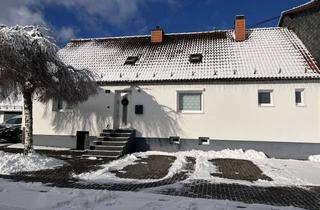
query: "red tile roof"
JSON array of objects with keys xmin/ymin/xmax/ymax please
[{"xmin": 59, "ymin": 27, "xmax": 320, "ymax": 83}]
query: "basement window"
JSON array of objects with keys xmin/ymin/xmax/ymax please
[
  {"xmin": 258, "ymin": 90, "xmax": 273, "ymax": 106},
  {"xmin": 124, "ymin": 56, "xmax": 139, "ymax": 65},
  {"xmin": 199, "ymin": 137, "xmax": 210, "ymax": 145},
  {"xmin": 169, "ymin": 136, "xmax": 180, "ymax": 144},
  {"xmin": 189, "ymin": 54, "xmax": 203, "ymax": 63}
]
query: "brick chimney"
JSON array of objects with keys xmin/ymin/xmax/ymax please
[
  {"xmin": 151, "ymin": 26, "xmax": 164, "ymax": 44},
  {"xmin": 234, "ymin": 15, "xmax": 246, "ymax": 42}
]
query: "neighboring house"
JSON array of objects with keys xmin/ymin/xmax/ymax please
[
  {"xmin": 279, "ymin": 0, "xmax": 320, "ymax": 66},
  {"xmin": 0, "ymin": 94, "xmax": 22, "ymax": 123},
  {"xmin": 32, "ymin": 16, "xmax": 320, "ymax": 159}
]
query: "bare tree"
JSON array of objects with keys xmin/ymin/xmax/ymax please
[{"xmin": 0, "ymin": 25, "xmax": 97, "ymax": 154}]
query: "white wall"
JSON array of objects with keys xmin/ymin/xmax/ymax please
[
  {"xmin": 33, "ymin": 87, "xmax": 114, "ymax": 136},
  {"xmin": 0, "ymin": 112, "xmax": 4, "ymax": 123},
  {"xmin": 32, "ymin": 81, "xmax": 320, "ymax": 143}
]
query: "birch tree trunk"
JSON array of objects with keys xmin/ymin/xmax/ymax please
[{"xmin": 23, "ymin": 91, "xmax": 33, "ymax": 155}]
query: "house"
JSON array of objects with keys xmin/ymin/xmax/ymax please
[
  {"xmin": 32, "ymin": 16, "xmax": 320, "ymax": 159},
  {"xmin": 279, "ymin": 0, "xmax": 320, "ymax": 66}
]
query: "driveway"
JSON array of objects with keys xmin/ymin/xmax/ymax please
[{"xmin": 0, "ymin": 147, "xmax": 320, "ymax": 210}]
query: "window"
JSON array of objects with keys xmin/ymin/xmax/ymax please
[
  {"xmin": 57, "ymin": 99, "xmax": 63, "ymax": 110},
  {"xmin": 295, "ymin": 89, "xmax": 304, "ymax": 106},
  {"xmin": 6, "ymin": 118, "xmax": 16, "ymax": 124},
  {"xmin": 258, "ymin": 90, "xmax": 273, "ymax": 106},
  {"xmin": 5, "ymin": 117, "xmax": 21, "ymax": 125},
  {"xmin": 64, "ymin": 102, "xmax": 74, "ymax": 110},
  {"xmin": 177, "ymin": 91, "xmax": 202, "ymax": 112},
  {"xmin": 124, "ymin": 56, "xmax": 139, "ymax": 65},
  {"xmin": 199, "ymin": 137, "xmax": 210, "ymax": 145},
  {"xmin": 169, "ymin": 136, "xmax": 180, "ymax": 144},
  {"xmin": 52, "ymin": 98, "xmax": 74, "ymax": 112},
  {"xmin": 189, "ymin": 54, "xmax": 203, "ymax": 63},
  {"xmin": 3, "ymin": 112, "xmax": 21, "ymax": 122}
]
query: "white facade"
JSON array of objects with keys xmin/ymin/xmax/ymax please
[{"xmin": 32, "ymin": 80, "xmax": 320, "ymax": 144}]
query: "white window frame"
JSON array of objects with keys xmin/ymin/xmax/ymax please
[
  {"xmin": 258, "ymin": 89, "xmax": 274, "ymax": 107},
  {"xmin": 54, "ymin": 98, "xmax": 74, "ymax": 112},
  {"xmin": 177, "ymin": 90, "xmax": 204, "ymax": 113},
  {"xmin": 60, "ymin": 101, "xmax": 74, "ymax": 112},
  {"xmin": 295, "ymin": 88, "xmax": 305, "ymax": 107}
]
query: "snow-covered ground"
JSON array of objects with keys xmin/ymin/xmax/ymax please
[
  {"xmin": 76, "ymin": 151, "xmax": 188, "ymax": 184},
  {"xmin": 76, "ymin": 149, "xmax": 320, "ymax": 187},
  {"xmin": 7, "ymin": 143, "xmax": 71, "ymax": 151},
  {"xmin": 309, "ymin": 155, "xmax": 320, "ymax": 162},
  {"xmin": 0, "ymin": 178, "xmax": 303, "ymax": 210},
  {"xmin": 0, "ymin": 151, "xmax": 64, "ymax": 174}
]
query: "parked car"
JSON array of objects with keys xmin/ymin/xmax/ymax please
[{"xmin": 0, "ymin": 115, "xmax": 22, "ymax": 143}]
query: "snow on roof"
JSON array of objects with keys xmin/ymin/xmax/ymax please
[
  {"xmin": 59, "ymin": 27, "xmax": 320, "ymax": 83},
  {"xmin": 278, "ymin": 0, "xmax": 319, "ymax": 26}
]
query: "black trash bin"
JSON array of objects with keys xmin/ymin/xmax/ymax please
[{"xmin": 76, "ymin": 131, "xmax": 89, "ymax": 150}]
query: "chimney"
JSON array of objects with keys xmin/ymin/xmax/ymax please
[
  {"xmin": 151, "ymin": 26, "xmax": 164, "ymax": 44},
  {"xmin": 234, "ymin": 15, "xmax": 246, "ymax": 42}
]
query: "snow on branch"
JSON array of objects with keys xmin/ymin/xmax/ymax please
[{"xmin": 0, "ymin": 25, "xmax": 97, "ymax": 103}]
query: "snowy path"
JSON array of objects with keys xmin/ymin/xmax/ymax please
[
  {"xmin": 0, "ymin": 149, "xmax": 319, "ymax": 209},
  {"xmin": 0, "ymin": 179, "xmax": 304, "ymax": 210},
  {"xmin": 76, "ymin": 150, "xmax": 320, "ymax": 187}
]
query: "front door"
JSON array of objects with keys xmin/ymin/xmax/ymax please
[{"xmin": 113, "ymin": 90, "xmax": 131, "ymax": 129}]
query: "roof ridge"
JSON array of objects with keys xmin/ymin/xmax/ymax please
[{"xmin": 70, "ymin": 27, "xmax": 284, "ymax": 43}]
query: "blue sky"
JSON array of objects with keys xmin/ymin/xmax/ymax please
[{"xmin": 0, "ymin": 0, "xmax": 309, "ymax": 47}]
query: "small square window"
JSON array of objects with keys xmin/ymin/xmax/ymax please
[
  {"xmin": 169, "ymin": 136, "xmax": 180, "ymax": 144},
  {"xmin": 258, "ymin": 90, "xmax": 273, "ymax": 106},
  {"xmin": 295, "ymin": 89, "xmax": 304, "ymax": 106},
  {"xmin": 52, "ymin": 98, "xmax": 74, "ymax": 112},
  {"xmin": 199, "ymin": 137, "xmax": 210, "ymax": 145},
  {"xmin": 64, "ymin": 102, "xmax": 74, "ymax": 110},
  {"xmin": 189, "ymin": 54, "xmax": 203, "ymax": 63},
  {"xmin": 177, "ymin": 91, "xmax": 202, "ymax": 112},
  {"xmin": 124, "ymin": 56, "xmax": 139, "ymax": 65}
]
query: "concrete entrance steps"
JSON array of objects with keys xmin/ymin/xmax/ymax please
[{"xmin": 83, "ymin": 129, "xmax": 135, "ymax": 159}]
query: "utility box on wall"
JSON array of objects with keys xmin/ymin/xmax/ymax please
[{"xmin": 135, "ymin": 105, "xmax": 143, "ymax": 115}]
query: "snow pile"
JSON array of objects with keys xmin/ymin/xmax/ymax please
[
  {"xmin": 0, "ymin": 179, "xmax": 304, "ymax": 210},
  {"xmin": 189, "ymin": 155, "xmax": 217, "ymax": 180},
  {"xmin": 0, "ymin": 151, "xmax": 64, "ymax": 174},
  {"xmin": 8, "ymin": 143, "xmax": 70, "ymax": 151},
  {"xmin": 76, "ymin": 151, "xmax": 187, "ymax": 184},
  {"xmin": 76, "ymin": 149, "xmax": 267, "ymax": 184},
  {"xmin": 309, "ymin": 155, "xmax": 320, "ymax": 162},
  {"xmin": 178, "ymin": 149, "xmax": 268, "ymax": 160},
  {"xmin": 179, "ymin": 149, "xmax": 267, "ymax": 181}
]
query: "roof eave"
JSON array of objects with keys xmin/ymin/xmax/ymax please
[
  {"xmin": 96, "ymin": 76, "xmax": 320, "ymax": 86},
  {"xmin": 278, "ymin": 1, "xmax": 319, "ymax": 26}
]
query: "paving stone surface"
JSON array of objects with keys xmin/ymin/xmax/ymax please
[
  {"xmin": 114, "ymin": 155, "xmax": 176, "ymax": 179},
  {"xmin": 157, "ymin": 182, "xmax": 320, "ymax": 210},
  {"xmin": 1, "ymin": 147, "xmax": 320, "ymax": 210},
  {"xmin": 210, "ymin": 158, "xmax": 272, "ymax": 182}
]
